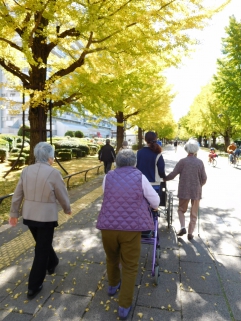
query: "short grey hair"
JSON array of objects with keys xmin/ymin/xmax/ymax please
[
  {"xmin": 116, "ymin": 149, "xmax": 136, "ymax": 167},
  {"xmin": 184, "ymin": 139, "xmax": 199, "ymax": 154},
  {"xmin": 34, "ymin": 142, "xmax": 54, "ymax": 162}
]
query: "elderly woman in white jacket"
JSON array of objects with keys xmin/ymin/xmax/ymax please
[{"xmin": 9, "ymin": 142, "xmax": 71, "ymax": 299}]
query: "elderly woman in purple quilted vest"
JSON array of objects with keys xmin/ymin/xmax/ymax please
[{"xmin": 97, "ymin": 149, "xmax": 160, "ymax": 320}]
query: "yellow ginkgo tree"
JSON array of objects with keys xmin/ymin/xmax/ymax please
[{"xmin": 0, "ymin": 0, "xmax": 231, "ymax": 162}]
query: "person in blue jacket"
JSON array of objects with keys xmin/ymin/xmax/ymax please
[{"xmin": 136, "ymin": 131, "xmax": 166, "ymax": 196}]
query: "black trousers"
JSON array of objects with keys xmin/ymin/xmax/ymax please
[
  {"xmin": 28, "ymin": 226, "xmax": 58, "ymax": 291},
  {"xmin": 104, "ymin": 161, "xmax": 112, "ymax": 174}
]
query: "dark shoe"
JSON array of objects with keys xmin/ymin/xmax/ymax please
[
  {"xmin": 177, "ymin": 228, "xmax": 186, "ymax": 236},
  {"xmin": 188, "ymin": 234, "xmax": 194, "ymax": 240},
  {"xmin": 48, "ymin": 258, "xmax": 59, "ymax": 275},
  {"xmin": 108, "ymin": 281, "xmax": 121, "ymax": 296},
  {"xmin": 27, "ymin": 284, "xmax": 43, "ymax": 300},
  {"xmin": 119, "ymin": 305, "xmax": 132, "ymax": 320}
]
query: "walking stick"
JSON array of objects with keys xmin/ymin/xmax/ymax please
[{"xmin": 198, "ymin": 207, "xmax": 200, "ymax": 236}]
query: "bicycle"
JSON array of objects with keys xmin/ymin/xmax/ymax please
[
  {"xmin": 208, "ymin": 156, "xmax": 217, "ymax": 167},
  {"xmin": 231, "ymin": 154, "xmax": 239, "ymax": 168}
]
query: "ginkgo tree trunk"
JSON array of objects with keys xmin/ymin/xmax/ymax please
[{"xmin": 0, "ymin": 0, "xmax": 231, "ymax": 163}]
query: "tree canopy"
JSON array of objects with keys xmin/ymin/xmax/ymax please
[
  {"xmin": 212, "ymin": 16, "xmax": 241, "ymax": 122},
  {"xmin": 0, "ymin": 0, "xmax": 231, "ymax": 161}
]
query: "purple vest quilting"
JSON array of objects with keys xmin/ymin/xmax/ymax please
[{"xmin": 96, "ymin": 167, "xmax": 154, "ymax": 231}]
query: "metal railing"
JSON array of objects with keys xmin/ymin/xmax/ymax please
[
  {"xmin": 0, "ymin": 164, "xmax": 104, "ymax": 207},
  {"xmin": 63, "ymin": 164, "xmax": 104, "ymax": 189},
  {"xmin": 0, "ymin": 193, "xmax": 14, "ymax": 205}
]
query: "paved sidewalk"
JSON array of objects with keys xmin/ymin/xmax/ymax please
[{"xmin": 0, "ymin": 146, "xmax": 241, "ymax": 321}]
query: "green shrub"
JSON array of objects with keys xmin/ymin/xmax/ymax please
[
  {"xmin": 16, "ymin": 136, "xmax": 30, "ymax": 144},
  {"xmin": 132, "ymin": 144, "xmax": 139, "ymax": 150},
  {"xmin": 0, "ymin": 149, "xmax": 8, "ymax": 162},
  {"xmin": 10, "ymin": 152, "xmax": 27, "ymax": 158},
  {"xmin": 79, "ymin": 145, "xmax": 90, "ymax": 155},
  {"xmin": 16, "ymin": 142, "xmax": 29, "ymax": 148},
  {"xmin": 88, "ymin": 144, "xmax": 99, "ymax": 155},
  {"xmin": 54, "ymin": 140, "xmax": 78, "ymax": 150},
  {"xmin": 0, "ymin": 134, "xmax": 17, "ymax": 150},
  {"xmin": 0, "ymin": 138, "xmax": 9, "ymax": 150},
  {"xmin": 18, "ymin": 125, "xmax": 30, "ymax": 138},
  {"xmin": 64, "ymin": 130, "xmax": 74, "ymax": 137},
  {"xmin": 55, "ymin": 148, "xmax": 71, "ymax": 156},
  {"xmin": 23, "ymin": 147, "xmax": 30, "ymax": 154},
  {"xmin": 74, "ymin": 130, "xmax": 84, "ymax": 138},
  {"xmin": 58, "ymin": 151, "xmax": 72, "ymax": 161},
  {"xmin": 216, "ymin": 143, "xmax": 225, "ymax": 151},
  {"xmin": 11, "ymin": 147, "xmax": 20, "ymax": 153},
  {"xmin": 71, "ymin": 148, "xmax": 82, "ymax": 158},
  {"xmin": 8, "ymin": 157, "xmax": 25, "ymax": 168}
]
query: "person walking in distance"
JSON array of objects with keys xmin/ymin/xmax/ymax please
[
  {"xmin": 174, "ymin": 140, "xmax": 178, "ymax": 152},
  {"xmin": 98, "ymin": 139, "xmax": 116, "ymax": 174},
  {"xmin": 119, "ymin": 141, "xmax": 129, "ymax": 151},
  {"xmin": 164, "ymin": 139, "xmax": 207, "ymax": 240}
]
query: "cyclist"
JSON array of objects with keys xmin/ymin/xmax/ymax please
[
  {"xmin": 227, "ymin": 142, "xmax": 237, "ymax": 163},
  {"xmin": 208, "ymin": 147, "xmax": 218, "ymax": 164},
  {"xmin": 234, "ymin": 145, "xmax": 241, "ymax": 157}
]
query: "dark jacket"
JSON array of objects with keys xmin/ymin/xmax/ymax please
[
  {"xmin": 136, "ymin": 147, "xmax": 166, "ymax": 186},
  {"xmin": 98, "ymin": 144, "xmax": 116, "ymax": 163}
]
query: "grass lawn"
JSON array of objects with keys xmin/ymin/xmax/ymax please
[{"xmin": 0, "ymin": 155, "xmax": 104, "ymax": 226}]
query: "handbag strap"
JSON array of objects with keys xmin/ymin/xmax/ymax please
[{"xmin": 150, "ymin": 153, "xmax": 163, "ymax": 185}]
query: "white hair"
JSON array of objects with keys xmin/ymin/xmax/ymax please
[
  {"xmin": 34, "ymin": 142, "xmax": 54, "ymax": 162},
  {"xmin": 184, "ymin": 139, "xmax": 199, "ymax": 154},
  {"xmin": 116, "ymin": 149, "xmax": 136, "ymax": 167}
]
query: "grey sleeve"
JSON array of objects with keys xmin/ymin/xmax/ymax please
[
  {"xmin": 10, "ymin": 175, "xmax": 24, "ymax": 218},
  {"xmin": 53, "ymin": 171, "xmax": 71, "ymax": 214},
  {"xmin": 165, "ymin": 161, "xmax": 181, "ymax": 181}
]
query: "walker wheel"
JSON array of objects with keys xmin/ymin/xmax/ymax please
[
  {"xmin": 154, "ymin": 265, "xmax": 159, "ymax": 285},
  {"xmin": 155, "ymin": 248, "xmax": 160, "ymax": 265}
]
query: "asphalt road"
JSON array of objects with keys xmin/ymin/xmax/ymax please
[{"xmin": 163, "ymin": 144, "xmax": 241, "ymax": 228}]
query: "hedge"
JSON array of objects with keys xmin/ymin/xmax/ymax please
[
  {"xmin": 0, "ymin": 149, "xmax": 8, "ymax": 162},
  {"xmin": 58, "ymin": 151, "xmax": 72, "ymax": 161},
  {"xmin": 0, "ymin": 138, "xmax": 9, "ymax": 150},
  {"xmin": 64, "ymin": 131, "xmax": 74, "ymax": 137},
  {"xmin": 23, "ymin": 147, "xmax": 30, "ymax": 154},
  {"xmin": 54, "ymin": 139, "xmax": 90, "ymax": 155},
  {"xmin": 0, "ymin": 134, "xmax": 17, "ymax": 150},
  {"xmin": 8, "ymin": 157, "xmax": 25, "ymax": 168},
  {"xmin": 17, "ymin": 125, "xmax": 31, "ymax": 138},
  {"xmin": 16, "ymin": 142, "xmax": 29, "ymax": 148},
  {"xmin": 88, "ymin": 144, "xmax": 99, "ymax": 155},
  {"xmin": 10, "ymin": 152, "xmax": 27, "ymax": 159},
  {"xmin": 74, "ymin": 130, "xmax": 84, "ymax": 138}
]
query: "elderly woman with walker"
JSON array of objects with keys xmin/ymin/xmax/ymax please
[
  {"xmin": 164, "ymin": 139, "xmax": 207, "ymax": 240},
  {"xmin": 96, "ymin": 149, "xmax": 160, "ymax": 320}
]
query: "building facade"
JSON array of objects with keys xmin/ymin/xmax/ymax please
[{"xmin": 0, "ymin": 69, "xmax": 115, "ymax": 138}]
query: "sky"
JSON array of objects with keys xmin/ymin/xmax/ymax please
[{"xmin": 165, "ymin": 0, "xmax": 241, "ymax": 122}]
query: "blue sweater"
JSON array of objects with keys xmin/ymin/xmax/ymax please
[{"xmin": 136, "ymin": 147, "xmax": 166, "ymax": 190}]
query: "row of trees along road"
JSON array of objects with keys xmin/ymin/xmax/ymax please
[
  {"xmin": 178, "ymin": 16, "xmax": 241, "ymax": 151},
  {"xmin": 0, "ymin": 0, "xmax": 231, "ymax": 162}
]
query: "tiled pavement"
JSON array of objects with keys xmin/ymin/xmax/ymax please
[{"xmin": 0, "ymin": 146, "xmax": 241, "ymax": 321}]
